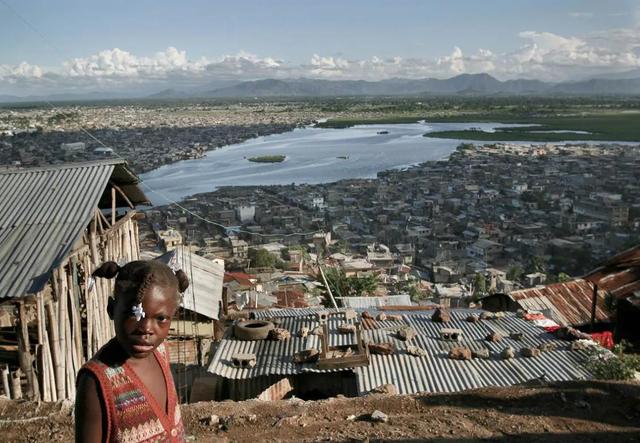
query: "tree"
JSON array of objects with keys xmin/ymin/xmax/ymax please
[
  {"xmin": 507, "ymin": 265, "xmax": 523, "ymax": 282},
  {"xmin": 473, "ymin": 273, "xmax": 486, "ymax": 297},
  {"xmin": 248, "ymin": 248, "xmax": 274, "ymax": 268}
]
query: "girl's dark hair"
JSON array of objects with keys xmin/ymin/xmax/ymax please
[{"xmin": 92, "ymin": 260, "xmax": 189, "ymax": 304}]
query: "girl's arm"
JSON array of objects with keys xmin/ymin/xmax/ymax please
[{"xmin": 75, "ymin": 372, "xmax": 107, "ymax": 443}]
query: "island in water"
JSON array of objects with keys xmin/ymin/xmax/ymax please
[{"xmin": 247, "ymin": 155, "xmax": 286, "ymax": 163}]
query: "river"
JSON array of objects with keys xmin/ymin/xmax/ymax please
[{"xmin": 139, "ymin": 121, "xmax": 533, "ymax": 205}]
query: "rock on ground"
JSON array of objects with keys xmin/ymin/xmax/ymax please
[
  {"xmin": 432, "ymin": 308, "xmax": 451, "ymax": 323},
  {"xmin": 448, "ymin": 346, "xmax": 473, "ymax": 360},
  {"xmin": 369, "ymin": 342, "xmax": 396, "ymax": 355}
]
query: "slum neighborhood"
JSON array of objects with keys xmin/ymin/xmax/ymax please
[{"xmin": 1, "ymin": 138, "xmax": 638, "ymax": 405}]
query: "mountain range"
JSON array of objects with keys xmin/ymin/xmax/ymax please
[{"xmin": 3, "ymin": 73, "xmax": 640, "ymax": 103}]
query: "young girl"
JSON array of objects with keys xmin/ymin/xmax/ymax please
[{"xmin": 75, "ymin": 260, "xmax": 189, "ymax": 443}]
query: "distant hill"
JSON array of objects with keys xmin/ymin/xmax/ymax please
[{"xmin": 4, "ymin": 73, "xmax": 640, "ymax": 103}]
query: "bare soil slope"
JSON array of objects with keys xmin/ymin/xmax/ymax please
[{"xmin": 1, "ymin": 381, "xmax": 639, "ymax": 442}]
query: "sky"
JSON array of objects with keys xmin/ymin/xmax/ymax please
[{"xmin": 1, "ymin": 0, "xmax": 640, "ymax": 95}]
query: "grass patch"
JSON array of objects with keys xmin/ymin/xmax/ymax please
[
  {"xmin": 424, "ymin": 113, "xmax": 640, "ymax": 142},
  {"xmin": 247, "ymin": 155, "xmax": 286, "ymax": 163}
]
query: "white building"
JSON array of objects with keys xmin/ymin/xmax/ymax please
[
  {"xmin": 60, "ymin": 142, "xmax": 86, "ymax": 152},
  {"xmin": 236, "ymin": 205, "xmax": 256, "ymax": 223}
]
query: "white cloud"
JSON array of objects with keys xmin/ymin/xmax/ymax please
[
  {"xmin": 0, "ymin": 61, "xmax": 43, "ymax": 82},
  {"xmin": 3, "ymin": 27, "xmax": 640, "ymax": 94}
]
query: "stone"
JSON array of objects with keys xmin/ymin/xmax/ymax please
[
  {"xmin": 537, "ymin": 342, "xmax": 556, "ymax": 352},
  {"xmin": 344, "ymin": 309, "xmax": 357, "ymax": 320},
  {"xmin": 448, "ymin": 346, "xmax": 473, "ymax": 361},
  {"xmin": 480, "ymin": 311, "xmax": 495, "ymax": 320},
  {"xmin": 509, "ymin": 332, "xmax": 524, "ymax": 341},
  {"xmin": 516, "ymin": 309, "xmax": 526, "ymax": 318},
  {"xmin": 370, "ymin": 410, "xmax": 389, "ymax": 423},
  {"xmin": 311, "ymin": 326, "xmax": 324, "ymax": 336},
  {"xmin": 293, "ymin": 348, "xmax": 320, "ymax": 364},
  {"xmin": 555, "ymin": 327, "xmax": 591, "ymax": 341},
  {"xmin": 521, "ymin": 347, "xmax": 541, "ymax": 358},
  {"xmin": 570, "ymin": 340, "xmax": 592, "ymax": 351},
  {"xmin": 369, "ymin": 384, "xmax": 398, "ymax": 395},
  {"xmin": 466, "ymin": 314, "xmax": 480, "ymax": 323},
  {"xmin": 432, "ymin": 308, "xmax": 450, "ymax": 323},
  {"xmin": 361, "ymin": 311, "xmax": 375, "ymax": 320},
  {"xmin": 369, "ymin": 342, "xmax": 396, "ymax": 355},
  {"xmin": 377, "ymin": 312, "xmax": 387, "ymax": 321},
  {"xmin": 485, "ymin": 332, "xmax": 503, "ymax": 342},
  {"xmin": 268, "ymin": 328, "xmax": 291, "ymax": 341},
  {"xmin": 494, "ymin": 311, "xmax": 507, "ymax": 319},
  {"xmin": 397, "ymin": 326, "xmax": 417, "ymax": 341},
  {"xmin": 501, "ymin": 347, "xmax": 515, "ymax": 359},
  {"xmin": 387, "ymin": 314, "xmax": 403, "ymax": 322},
  {"xmin": 338, "ymin": 323, "xmax": 356, "ymax": 334},
  {"xmin": 472, "ymin": 348, "xmax": 490, "ymax": 359},
  {"xmin": 298, "ymin": 327, "xmax": 310, "ymax": 338},
  {"xmin": 201, "ymin": 414, "xmax": 220, "ymax": 426},
  {"xmin": 406, "ymin": 345, "xmax": 428, "ymax": 357}
]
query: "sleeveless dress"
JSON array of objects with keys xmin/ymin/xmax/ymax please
[{"xmin": 79, "ymin": 339, "xmax": 185, "ymax": 443}]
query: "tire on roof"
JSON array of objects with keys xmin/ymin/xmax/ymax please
[{"xmin": 234, "ymin": 320, "xmax": 275, "ymax": 340}]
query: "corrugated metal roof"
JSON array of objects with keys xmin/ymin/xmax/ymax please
[
  {"xmin": 156, "ymin": 247, "xmax": 224, "ymax": 319},
  {"xmin": 509, "ymin": 279, "xmax": 609, "ymax": 326},
  {"xmin": 335, "ymin": 294, "xmax": 412, "ymax": 308},
  {"xmin": 585, "ymin": 245, "xmax": 640, "ymax": 300},
  {"xmin": 0, "ymin": 159, "xmax": 147, "ymax": 299},
  {"xmin": 250, "ymin": 307, "xmax": 347, "ymax": 319},
  {"xmin": 208, "ymin": 308, "xmax": 594, "ymax": 396}
]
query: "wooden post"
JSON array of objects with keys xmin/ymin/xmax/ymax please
[
  {"xmin": 10, "ymin": 369, "xmax": 22, "ymax": 400},
  {"xmin": 17, "ymin": 301, "xmax": 39, "ymax": 400},
  {"xmin": 1, "ymin": 365, "xmax": 10, "ymax": 398},
  {"xmin": 221, "ymin": 287, "xmax": 228, "ymax": 317}
]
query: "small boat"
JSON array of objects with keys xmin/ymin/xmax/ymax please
[
  {"xmin": 337, "ymin": 155, "xmax": 349, "ymax": 160},
  {"xmin": 377, "ymin": 130, "xmax": 389, "ymax": 135}
]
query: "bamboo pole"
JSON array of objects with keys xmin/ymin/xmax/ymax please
[
  {"xmin": 111, "ymin": 187, "xmax": 116, "ymax": 225},
  {"xmin": 1, "ymin": 365, "xmax": 10, "ymax": 398},
  {"xmin": 67, "ymin": 273, "xmax": 78, "ymax": 374},
  {"xmin": 35, "ymin": 297, "xmax": 51, "ymax": 402},
  {"xmin": 57, "ymin": 268, "xmax": 68, "ymax": 398},
  {"xmin": 84, "ymin": 254, "xmax": 93, "ymax": 361},
  {"xmin": 46, "ymin": 300, "xmax": 64, "ymax": 400}
]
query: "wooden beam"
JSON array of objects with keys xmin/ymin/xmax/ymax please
[{"xmin": 110, "ymin": 182, "xmax": 135, "ymax": 209}]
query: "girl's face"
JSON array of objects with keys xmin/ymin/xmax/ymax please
[{"xmin": 111, "ymin": 284, "xmax": 179, "ymax": 359}]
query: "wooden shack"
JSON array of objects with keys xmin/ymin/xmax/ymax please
[{"xmin": 0, "ymin": 159, "xmax": 149, "ymax": 401}]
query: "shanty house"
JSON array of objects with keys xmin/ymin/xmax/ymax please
[
  {"xmin": 0, "ymin": 160, "xmax": 148, "ymax": 401},
  {"xmin": 200, "ymin": 308, "xmax": 594, "ymax": 402}
]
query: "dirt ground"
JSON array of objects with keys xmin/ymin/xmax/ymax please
[{"xmin": 1, "ymin": 381, "xmax": 639, "ymax": 442}]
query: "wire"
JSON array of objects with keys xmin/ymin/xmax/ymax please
[{"xmin": 0, "ymin": 0, "xmax": 326, "ymax": 239}]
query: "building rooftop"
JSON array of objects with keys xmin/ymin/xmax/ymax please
[{"xmin": 208, "ymin": 308, "xmax": 594, "ymax": 396}]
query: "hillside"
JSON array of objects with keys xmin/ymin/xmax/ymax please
[{"xmin": 1, "ymin": 381, "xmax": 638, "ymax": 442}]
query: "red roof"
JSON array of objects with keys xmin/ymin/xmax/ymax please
[
  {"xmin": 510, "ymin": 279, "xmax": 609, "ymax": 327},
  {"xmin": 224, "ymin": 272, "xmax": 256, "ymax": 287},
  {"xmin": 272, "ymin": 289, "xmax": 308, "ymax": 308}
]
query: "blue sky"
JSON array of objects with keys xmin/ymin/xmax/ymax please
[{"xmin": 1, "ymin": 0, "xmax": 640, "ymax": 94}]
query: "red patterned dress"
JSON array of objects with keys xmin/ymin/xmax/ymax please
[{"xmin": 79, "ymin": 339, "xmax": 184, "ymax": 442}]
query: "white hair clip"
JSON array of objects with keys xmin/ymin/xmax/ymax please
[{"xmin": 132, "ymin": 303, "xmax": 146, "ymax": 322}]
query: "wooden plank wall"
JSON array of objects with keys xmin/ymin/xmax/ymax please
[{"xmin": 2, "ymin": 212, "xmax": 140, "ymax": 400}]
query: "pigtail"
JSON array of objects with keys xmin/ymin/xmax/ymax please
[
  {"xmin": 92, "ymin": 261, "xmax": 120, "ymax": 279},
  {"xmin": 175, "ymin": 269, "xmax": 190, "ymax": 293}
]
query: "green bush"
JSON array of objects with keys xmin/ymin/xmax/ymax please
[{"xmin": 586, "ymin": 342, "xmax": 640, "ymax": 381}]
